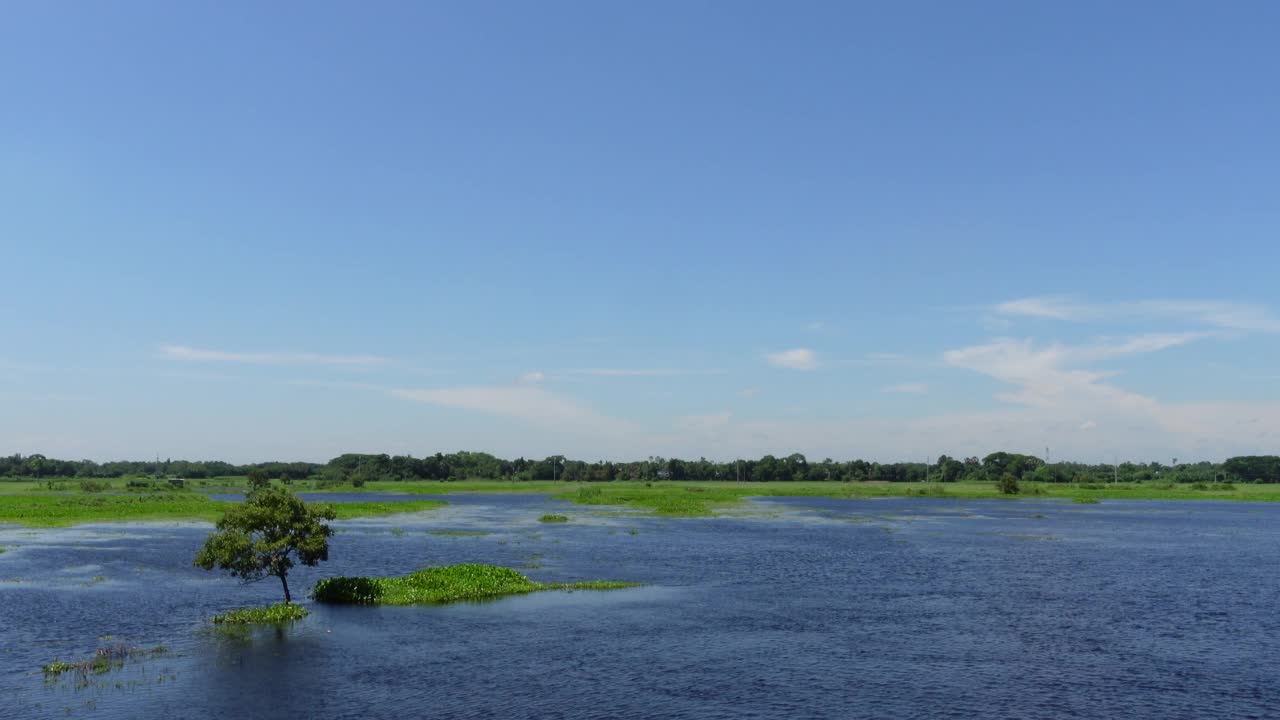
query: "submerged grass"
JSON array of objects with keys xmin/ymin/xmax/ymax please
[
  {"xmin": 538, "ymin": 514, "xmax": 570, "ymax": 523},
  {"xmin": 0, "ymin": 494, "xmax": 446, "ymax": 527},
  {"xmin": 212, "ymin": 603, "xmax": 310, "ymax": 625},
  {"xmin": 312, "ymin": 563, "xmax": 639, "ymax": 606},
  {"xmin": 42, "ymin": 644, "xmax": 170, "ymax": 679}
]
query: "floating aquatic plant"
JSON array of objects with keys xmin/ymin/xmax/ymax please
[{"xmin": 312, "ymin": 564, "xmax": 638, "ymax": 606}]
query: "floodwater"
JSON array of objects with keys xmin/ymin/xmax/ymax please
[{"xmin": 2, "ymin": 495, "xmax": 1278, "ymax": 719}]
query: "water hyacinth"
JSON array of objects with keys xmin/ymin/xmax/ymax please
[{"xmin": 312, "ymin": 564, "xmax": 639, "ymax": 606}]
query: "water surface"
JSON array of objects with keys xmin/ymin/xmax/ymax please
[{"xmin": 2, "ymin": 496, "xmax": 1277, "ymax": 719}]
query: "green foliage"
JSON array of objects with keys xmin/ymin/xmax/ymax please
[
  {"xmin": 538, "ymin": 514, "xmax": 570, "ymax": 523},
  {"xmin": 983, "ymin": 452, "xmax": 1044, "ymax": 480},
  {"xmin": 212, "ymin": 602, "xmax": 310, "ymax": 624},
  {"xmin": 1223, "ymin": 455, "xmax": 1280, "ymax": 483},
  {"xmin": 1073, "ymin": 497, "xmax": 1101, "ymax": 504},
  {"xmin": 194, "ymin": 487, "xmax": 336, "ymax": 603},
  {"xmin": 6, "ymin": 450, "xmax": 1280, "ymax": 488},
  {"xmin": 246, "ymin": 469, "xmax": 270, "ymax": 490},
  {"xmin": 312, "ymin": 563, "xmax": 640, "ymax": 606},
  {"xmin": 997, "ymin": 473, "xmax": 1020, "ymax": 495}
]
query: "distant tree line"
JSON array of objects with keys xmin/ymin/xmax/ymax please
[{"xmin": 4, "ymin": 452, "xmax": 1280, "ymax": 484}]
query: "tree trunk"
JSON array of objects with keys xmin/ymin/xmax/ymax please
[{"xmin": 279, "ymin": 572, "xmax": 292, "ymax": 604}]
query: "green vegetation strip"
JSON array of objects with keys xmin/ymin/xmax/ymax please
[
  {"xmin": 342, "ymin": 479, "xmax": 1280, "ymax": 517},
  {"xmin": 0, "ymin": 494, "xmax": 446, "ymax": 527},
  {"xmin": 538, "ymin": 514, "xmax": 570, "ymax": 523},
  {"xmin": 312, "ymin": 563, "xmax": 639, "ymax": 605},
  {"xmin": 5, "ymin": 479, "xmax": 1279, "ymax": 524},
  {"xmin": 212, "ymin": 603, "xmax": 310, "ymax": 624}
]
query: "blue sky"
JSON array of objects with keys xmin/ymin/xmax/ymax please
[{"xmin": 3, "ymin": 2, "xmax": 1279, "ymax": 463}]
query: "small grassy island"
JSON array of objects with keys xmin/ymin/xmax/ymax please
[
  {"xmin": 312, "ymin": 563, "xmax": 640, "ymax": 605},
  {"xmin": 538, "ymin": 514, "xmax": 570, "ymax": 523},
  {"xmin": 212, "ymin": 603, "xmax": 310, "ymax": 625}
]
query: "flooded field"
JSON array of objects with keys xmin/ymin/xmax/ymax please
[{"xmin": 2, "ymin": 495, "xmax": 1278, "ymax": 719}]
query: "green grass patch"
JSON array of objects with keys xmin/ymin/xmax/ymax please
[
  {"xmin": 538, "ymin": 514, "xmax": 570, "ymax": 523},
  {"xmin": 0, "ymin": 493, "xmax": 446, "ymax": 527},
  {"xmin": 212, "ymin": 602, "xmax": 310, "ymax": 625},
  {"xmin": 1073, "ymin": 497, "xmax": 1101, "ymax": 504},
  {"xmin": 0, "ymin": 493, "xmax": 229, "ymax": 526},
  {"xmin": 325, "ymin": 499, "xmax": 447, "ymax": 521},
  {"xmin": 312, "ymin": 563, "xmax": 639, "ymax": 606}
]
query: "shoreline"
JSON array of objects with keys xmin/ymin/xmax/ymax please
[{"xmin": 1, "ymin": 480, "xmax": 1277, "ymax": 527}]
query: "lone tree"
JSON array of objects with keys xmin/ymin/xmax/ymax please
[{"xmin": 194, "ymin": 486, "xmax": 336, "ymax": 603}]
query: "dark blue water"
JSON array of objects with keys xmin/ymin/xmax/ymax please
[{"xmin": 2, "ymin": 496, "xmax": 1278, "ymax": 719}]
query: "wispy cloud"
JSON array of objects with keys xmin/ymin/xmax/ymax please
[
  {"xmin": 160, "ymin": 345, "xmax": 390, "ymax": 367},
  {"xmin": 518, "ymin": 371, "xmax": 546, "ymax": 384},
  {"xmin": 881, "ymin": 382, "xmax": 928, "ymax": 394},
  {"xmin": 996, "ymin": 296, "xmax": 1280, "ymax": 333},
  {"xmin": 392, "ymin": 385, "xmax": 634, "ymax": 434},
  {"xmin": 766, "ymin": 348, "xmax": 818, "ymax": 371},
  {"xmin": 675, "ymin": 411, "xmax": 733, "ymax": 433},
  {"xmin": 287, "ymin": 379, "xmax": 388, "ymax": 392},
  {"xmin": 940, "ymin": 334, "xmax": 1197, "ymax": 412},
  {"xmin": 567, "ymin": 368, "xmax": 719, "ymax": 377}
]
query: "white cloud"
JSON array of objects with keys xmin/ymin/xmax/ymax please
[
  {"xmin": 1079, "ymin": 420, "xmax": 1097, "ymax": 431},
  {"xmin": 941, "ymin": 335, "xmax": 1182, "ymax": 412},
  {"xmin": 881, "ymin": 383, "xmax": 928, "ymax": 394},
  {"xmin": 518, "ymin": 371, "xmax": 546, "ymax": 384},
  {"xmin": 766, "ymin": 348, "xmax": 818, "ymax": 370},
  {"xmin": 995, "ymin": 297, "xmax": 1081, "ymax": 320},
  {"xmin": 996, "ymin": 297, "xmax": 1280, "ymax": 333},
  {"xmin": 160, "ymin": 344, "xmax": 388, "ymax": 367},
  {"xmin": 805, "ymin": 321, "xmax": 826, "ymax": 332}
]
